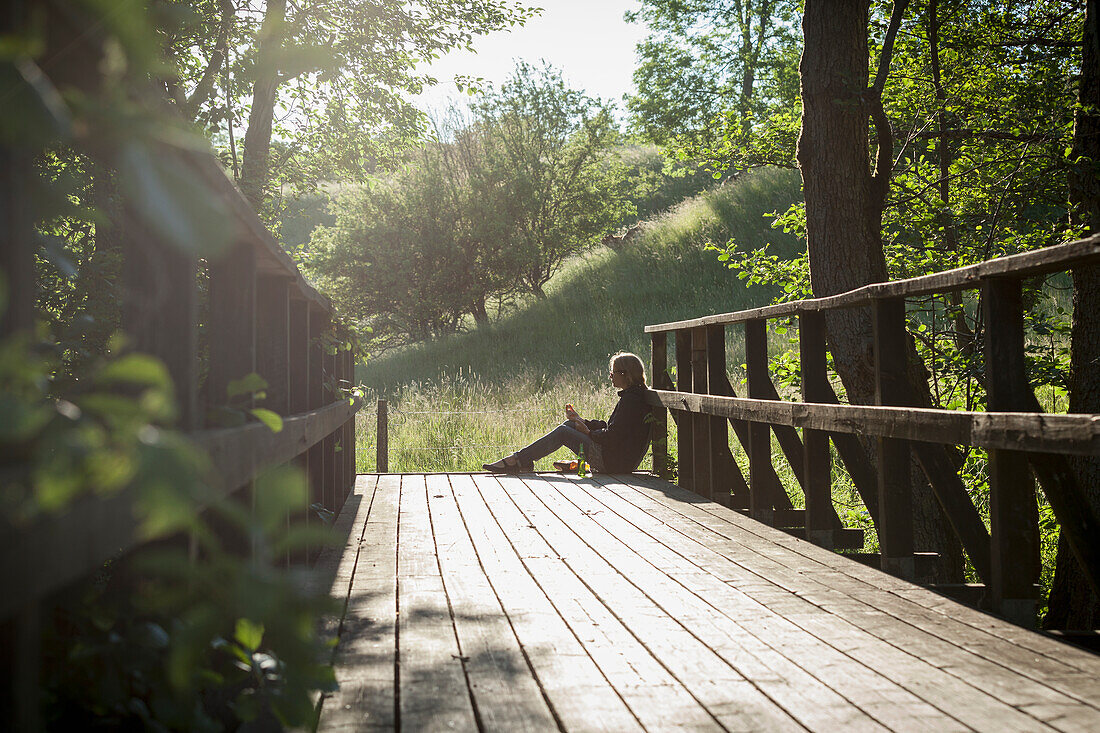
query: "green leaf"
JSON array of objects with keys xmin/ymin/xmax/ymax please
[
  {"xmin": 235, "ymin": 618, "xmax": 265, "ymax": 652},
  {"xmin": 227, "ymin": 373, "xmax": 268, "ymax": 399},
  {"xmin": 249, "ymin": 408, "xmax": 283, "ymax": 433},
  {"xmin": 255, "ymin": 467, "xmax": 307, "ymax": 533},
  {"xmin": 97, "ymin": 354, "xmax": 171, "ymax": 390}
]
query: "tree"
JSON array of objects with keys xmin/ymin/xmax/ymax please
[
  {"xmin": 626, "ymin": 0, "xmax": 802, "ymax": 171},
  {"xmin": 162, "ymin": 0, "xmax": 539, "ymax": 210},
  {"xmin": 1047, "ymin": 0, "xmax": 1100, "ymax": 629},
  {"xmin": 475, "ymin": 62, "xmax": 634, "ymax": 296}
]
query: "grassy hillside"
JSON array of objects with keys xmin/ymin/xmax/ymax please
[{"xmin": 359, "ymin": 167, "xmax": 804, "ymax": 393}]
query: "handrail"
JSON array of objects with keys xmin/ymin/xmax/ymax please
[
  {"xmin": 644, "ymin": 232, "xmax": 1100, "ymax": 628},
  {"xmin": 646, "ymin": 234, "xmax": 1100, "ymax": 332}
]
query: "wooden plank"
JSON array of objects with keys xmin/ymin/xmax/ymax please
[
  {"xmin": 675, "ymin": 328, "xmax": 694, "ymax": 490},
  {"xmin": 651, "ymin": 332, "xmax": 669, "ymax": 478},
  {"xmin": 318, "ymin": 474, "xmax": 399, "ymax": 732},
  {"xmin": 580, "ymin": 475, "xmax": 964, "ymax": 731},
  {"xmin": 610, "ymin": 475, "xmax": 1094, "ymax": 730},
  {"xmin": 424, "ymin": 474, "xmax": 559, "ymax": 731},
  {"xmin": 799, "ymin": 311, "xmax": 834, "ymax": 546},
  {"xmin": 618, "ymin": 474, "xmax": 1100, "ymax": 717},
  {"xmin": 983, "ymin": 277, "xmax": 1040, "ymax": 625},
  {"xmin": 395, "ymin": 475, "xmax": 479, "ymax": 731},
  {"xmin": 645, "ymin": 234, "xmax": 1100, "ymax": 333},
  {"xmin": 643, "ymin": 391, "xmax": 1100, "ymax": 456},
  {"xmin": 122, "ymin": 221, "xmax": 199, "ymax": 430},
  {"xmin": 256, "ymin": 275, "xmax": 291, "ymax": 413},
  {"xmin": 745, "ymin": 319, "xmax": 777, "ymax": 523},
  {"xmin": 528, "ymin": 475, "xmax": 888, "ymax": 731},
  {"xmin": 691, "ymin": 326, "xmax": 713, "ymax": 500},
  {"xmin": 873, "ymin": 297, "xmax": 915, "ymax": 579},
  {"xmin": 206, "ymin": 242, "xmax": 257, "ymax": 418},
  {"xmin": 480, "ymin": 475, "xmax": 726, "ymax": 731},
  {"xmin": 453, "ymin": 474, "xmax": 643, "ymax": 732},
  {"xmin": 308, "ymin": 307, "xmax": 328, "ymax": 524},
  {"xmin": 508, "ymin": 475, "xmax": 811, "ymax": 731}
]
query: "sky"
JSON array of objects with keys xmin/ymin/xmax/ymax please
[{"xmin": 414, "ymin": 1, "xmax": 647, "ymax": 118}]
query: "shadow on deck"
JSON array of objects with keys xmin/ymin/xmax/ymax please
[{"xmin": 309, "ymin": 473, "xmax": 1100, "ymax": 732}]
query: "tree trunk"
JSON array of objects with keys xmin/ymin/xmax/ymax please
[
  {"xmin": 239, "ymin": 0, "xmax": 287, "ymax": 209},
  {"xmin": 798, "ymin": 0, "xmax": 964, "ymax": 581},
  {"xmin": 471, "ymin": 298, "xmax": 489, "ymax": 325},
  {"xmin": 1045, "ymin": 0, "xmax": 1100, "ymax": 630}
]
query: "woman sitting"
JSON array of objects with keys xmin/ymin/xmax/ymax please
[{"xmin": 483, "ymin": 352, "xmax": 653, "ymax": 474}]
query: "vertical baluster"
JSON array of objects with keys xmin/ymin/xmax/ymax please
[
  {"xmin": 650, "ymin": 332, "xmax": 669, "ymax": 478},
  {"xmin": 256, "ymin": 274, "xmax": 290, "ymax": 564},
  {"xmin": 346, "ymin": 347, "xmax": 356, "ymax": 493},
  {"xmin": 377, "ymin": 399, "xmax": 389, "ymax": 473},
  {"xmin": 323, "ymin": 340, "xmax": 337, "ymax": 511},
  {"xmin": 691, "ymin": 326, "xmax": 712, "ymax": 499},
  {"xmin": 675, "ymin": 328, "xmax": 694, "ymax": 490},
  {"xmin": 745, "ymin": 318, "xmax": 774, "ymax": 524},
  {"xmin": 208, "ymin": 243, "xmax": 257, "ymax": 557},
  {"xmin": 872, "ymin": 297, "xmax": 915, "ymax": 580},
  {"xmin": 332, "ymin": 330, "xmax": 345, "ymax": 511},
  {"xmin": 983, "ymin": 277, "xmax": 1039, "ymax": 626},
  {"xmin": 706, "ymin": 325, "xmax": 731, "ymax": 505},
  {"xmin": 307, "ymin": 306, "xmax": 328, "ymax": 559},
  {"xmin": 799, "ymin": 310, "xmax": 833, "ymax": 547},
  {"xmin": 288, "ymin": 295, "xmax": 310, "ymax": 563}
]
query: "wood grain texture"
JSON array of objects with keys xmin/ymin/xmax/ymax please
[{"xmin": 316, "ymin": 472, "xmax": 1100, "ymax": 731}]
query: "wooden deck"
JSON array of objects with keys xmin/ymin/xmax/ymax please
[{"xmin": 311, "ymin": 473, "xmax": 1100, "ymax": 732}]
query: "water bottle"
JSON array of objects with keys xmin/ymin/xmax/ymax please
[{"xmin": 577, "ymin": 445, "xmax": 587, "ymax": 478}]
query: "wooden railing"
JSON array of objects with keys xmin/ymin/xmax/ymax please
[
  {"xmin": 1, "ymin": 142, "xmax": 361, "ymax": 725},
  {"xmin": 645, "ymin": 234, "xmax": 1100, "ymax": 626}
]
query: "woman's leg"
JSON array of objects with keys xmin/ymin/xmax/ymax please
[{"xmin": 513, "ymin": 422, "xmax": 598, "ymax": 465}]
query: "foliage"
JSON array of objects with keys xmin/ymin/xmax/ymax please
[
  {"xmin": 309, "ymin": 63, "xmax": 635, "ymax": 347},
  {"xmin": 626, "ymin": 0, "xmax": 802, "ymax": 172},
  {"xmin": 162, "ymin": 0, "xmax": 539, "ymax": 208}
]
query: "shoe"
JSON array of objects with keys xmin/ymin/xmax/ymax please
[{"xmin": 482, "ymin": 457, "xmax": 535, "ymax": 474}]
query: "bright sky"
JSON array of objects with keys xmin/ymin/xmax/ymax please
[{"xmin": 414, "ymin": 1, "xmax": 647, "ymax": 117}]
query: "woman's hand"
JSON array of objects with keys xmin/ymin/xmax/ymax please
[
  {"xmin": 565, "ymin": 403, "xmax": 581, "ymax": 422},
  {"xmin": 570, "ymin": 418, "xmax": 591, "ymax": 435}
]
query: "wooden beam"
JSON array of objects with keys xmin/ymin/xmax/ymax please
[
  {"xmin": 745, "ymin": 318, "xmax": 775, "ymax": 523},
  {"xmin": 691, "ymin": 326, "xmax": 712, "ymax": 500},
  {"xmin": 799, "ymin": 311, "xmax": 834, "ymax": 547},
  {"xmin": 256, "ymin": 275, "xmax": 291, "ymax": 414},
  {"xmin": 706, "ymin": 325, "xmax": 734, "ymax": 506},
  {"xmin": 650, "ymin": 332, "xmax": 669, "ymax": 478},
  {"xmin": 872, "ymin": 297, "xmax": 914, "ymax": 580},
  {"xmin": 983, "ymin": 277, "xmax": 1039, "ymax": 626},
  {"xmin": 207, "ymin": 243, "xmax": 257, "ymax": 418},
  {"xmin": 675, "ymin": 328, "xmax": 693, "ymax": 490}
]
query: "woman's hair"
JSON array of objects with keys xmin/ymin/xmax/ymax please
[{"xmin": 609, "ymin": 352, "xmax": 647, "ymax": 388}]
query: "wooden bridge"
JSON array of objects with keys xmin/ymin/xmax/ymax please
[{"xmin": 5, "ymin": 64, "xmax": 1100, "ymax": 726}]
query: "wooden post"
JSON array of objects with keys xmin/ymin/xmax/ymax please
[
  {"xmin": 706, "ymin": 325, "xmax": 731, "ymax": 505},
  {"xmin": 207, "ymin": 243, "xmax": 257, "ymax": 557},
  {"xmin": 872, "ymin": 297, "xmax": 915, "ymax": 580},
  {"xmin": 256, "ymin": 275, "xmax": 291, "ymax": 415},
  {"xmin": 345, "ymin": 348, "xmax": 356, "ymax": 492},
  {"xmin": 650, "ymin": 332, "xmax": 669, "ymax": 478},
  {"xmin": 691, "ymin": 326, "xmax": 712, "ymax": 499},
  {"xmin": 307, "ymin": 307, "xmax": 328, "ymax": 552},
  {"xmin": 983, "ymin": 277, "xmax": 1039, "ymax": 626},
  {"xmin": 800, "ymin": 310, "xmax": 833, "ymax": 548},
  {"xmin": 377, "ymin": 399, "xmax": 389, "ymax": 473},
  {"xmin": 323, "ymin": 343, "xmax": 337, "ymax": 511},
  {"xmin": 745, "ymin": 318, "xmax": 774, "ymax": 524},
  {"xmin": 675, "ymin": 329, "xmax": 694, "ymax": 490},
  {"xmin": 0, "ymin": 146, "xmax": 34, "ymax": 339},
  {"xmin": 331, "ymin": 333, "xmax": 345, "ymax": 510}
]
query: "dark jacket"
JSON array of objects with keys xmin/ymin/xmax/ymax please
[{"xmin": 586, "ymin": 385, "xmax": 652, "ymax": 473}]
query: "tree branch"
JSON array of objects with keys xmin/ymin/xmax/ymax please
[{"xmin": 869, "ymin": 0, "xmax": 910, "ymax": 204}]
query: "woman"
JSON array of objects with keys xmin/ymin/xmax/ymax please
[{"xmin": 483, "ymin": 352, "xmax": 653, "ymax": 474}]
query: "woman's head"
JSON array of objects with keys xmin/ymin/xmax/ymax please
[{"xmin": 609, "ymin": 352, "xmax": 647, "ymax": 388}]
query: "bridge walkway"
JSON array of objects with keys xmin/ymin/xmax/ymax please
[{"xmin": 312, "ymin": 473, "xmax": 1100, "ymax": 732}]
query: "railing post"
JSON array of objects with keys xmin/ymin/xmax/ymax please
[
  {"xmin": 872, "ymin": 297, "xmax": 915, "ymax": 580},
  {"xmin": 208, "ymin": 242, "xmax": 257, "ymax": 557},
  {"xmin": 675, "ymin": 328, "xmax": 694, "ymax": 490},
  {"xmin": 705, "ymin": 325, "xmax": 732, "ymax": 506},
  {"xmin": 799, "ymin": 310, "xmax": 833, "ymax": 548},
  {"xmin": 307, "ymin": 307, "xmax": 328, "ymax": 558},
  {"xmin": 344, "ymin": 347, "xmax": 356, "ymax": 496},
  {"xmin": 745, "ymin": 318, "xmax": 775, "ymax": 524},
  {"xmin": 983, "ymin": 277, "xmax": 1039, "ymax": 625},
  {"xmin": 377, "ymin": 399, "xmax": 389, "ymax": 473},
  {"xmin": 650, "ymin": 332, "xmax": 669, "ymax": 478},
  {"xmin": 691, "ymin": 326, "xmax": 712, "ymax": 499},
  {"xmin": 256, "ymin": 274, "xmax": 291, "ymax": 565}
]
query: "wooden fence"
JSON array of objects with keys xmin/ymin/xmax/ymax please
[
  {"xmin": 645, "ymin": 235, "xmax": 1100, "ymax": 627},
  {"xmin": 1, "ymin": 143, "xmax": 361, "ymax": 727}
]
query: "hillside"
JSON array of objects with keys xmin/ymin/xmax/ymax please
[{"xmin": 358, "ymin": 167, "xmax": 804, "ymax": 393}]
